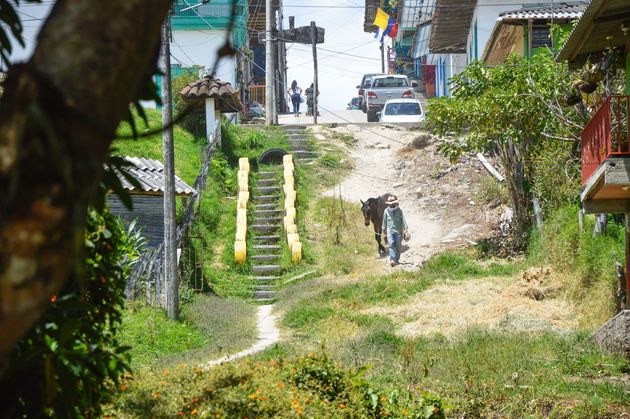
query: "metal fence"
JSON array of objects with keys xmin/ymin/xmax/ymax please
[{"xmin": 125, "ymin": 123, "xmax": 221, "ymax": 306}]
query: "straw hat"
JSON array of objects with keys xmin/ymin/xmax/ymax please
[{"xmin": 385, "ymin": 195, "xmax": 399, "ymax": 205}]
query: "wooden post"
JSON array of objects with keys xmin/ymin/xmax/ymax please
[
  {"xmin": 380, "ymin": 39, "xmax": 385, "ymax": 73},
  {"xmin": 160, "ymin": 18, "xmax": 179, "ymax": 320},
  {"xmin": 532, "ymin": 196, "xmax": 542, "ymax": 232},
  {"xmin": 625, "ymin": 214, "xmax": 630, "ymax": 305},
  {"xmin": 311, "ymin": 21, "xmax": 318, "ymax": 125},
  {"xmin": 265, "ymin": 0, "xmax": 273, "ymax": 126},
  {"xmin": 578, "ymin": 208, "xmax": 584, "ymax": 233}
]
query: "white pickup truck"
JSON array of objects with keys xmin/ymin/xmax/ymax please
[{"xmin": 364, "ymin": 75, "xmax": 414, "ymax": 122}]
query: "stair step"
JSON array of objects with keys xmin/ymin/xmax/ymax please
[
  {"xmin": 253, "ymin": 245, "xmax": 281, "ymax": 251},
  {"xmin": 253, "ymin": 195, "xmax": 279, "ymax": 203},
  {"xmin": 254, "ymin": 217, "xmax": 282, "ymax": 225},
  {"xmin": 255, "ymin": 210, "xmax": 283, "ymax": 217},
  {"xmin": 255, "ymin": 203, "xmax": 279, "ymax": 210},
  {"xmin": 258, "ymin": 171, "xmax": 277, "ymax": 177},
  {"xmin": 252, "ymin": 224, "xmax": 280, "ymax": 233},
  {"xmin": 253, "ymin": 235, "xmax": 280, "ymax": 243},
  {"xmin": 254, "ymin": 298, "xmax": 276, "ymax": 303},
  {"xmin": 293, "ymin": 151, "xmax": 319, "ymax": 158},
  {"xmin": 288, "ymin": 139, "xmax": 309, "ymax": 143},
  {"xmin": 254, "ymin": 186, "xmax": 281, "ymax": 194},
  {"xmin": 252, "ymin": 265, "xmax": 282, "ymax": 274},
  {"xmin": 283, "ymin": 125, "xmax": 306, "ymax": 129},
  {"xmin": 296, "ymin": 158, "xmax": 318, "ymax": 164},
  {"xmin": 256, "ymin": 179, "xmax": 276, "ymax": 186},
  {"xmin": 255, "ymin": 284, "xmax": 276, "ymax": 290},
  {"xmin": 251, "ymin": 275, "xmax": 280, "ymax": 281},
  {"xmin": 252, "ymin": 254, "xmax": 279, "ymax": 262},
  {"xmin": 254, "ymin": 290, "xmax": 277, "ymax": 298},
  {"xmin": 290, "ymin": 145, "xmax": 309, "ymax": 151}
]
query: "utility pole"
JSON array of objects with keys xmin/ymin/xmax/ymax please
[
  {"xmin": 380, "ymin": 39, "xmax": 385, "ymax": 73},
  {"xmin": 265, "ymin": 0, "xmax": 274, "ymax": 125},
  {"xmin": 159, "ymin": 17, "xmax": 179, "ymax": 320},
  {"xmin": 311, "ymin": 21, "xmax": 318, "ymax": 124}
]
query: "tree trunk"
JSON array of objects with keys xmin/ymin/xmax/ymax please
[
  {"xmin": 0, "ymin": 0, "xmax": 173, "ymax": 365},
  {"xmin": 499, "ymin": 139, "xmax": 530, "ymax": 246}
]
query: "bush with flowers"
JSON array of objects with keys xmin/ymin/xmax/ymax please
[{"xmin": 106, "ymin": 351, "xmax": 445, "ymax": 417}]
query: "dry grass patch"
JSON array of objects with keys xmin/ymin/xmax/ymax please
[{"xmin": 363, "ymin": 274, "xmax": 579, "ymax": 338}]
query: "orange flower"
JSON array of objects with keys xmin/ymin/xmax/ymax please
[
  {"xmin": 191, "ymin": 409, "xmax": 198, "ymax": 415},
  {"xmin": 248, "ymin": 393, "xmax": 257, "ymax": 400},
  {"xmin": 269, "ymin": 359, "xmax": 277, "ymax": 366},
  {"xmin": 153, "ymin": 392, "xmax": 160, "ymax": 399},
  {"xmin": 121, "ymin": 384, "xmax": 128, "ymax": 391},
  {"xmin": 402, "ymin": 408, "xmax": 409, "ymax": 416},
  {"xmin": 338, "ymin": 403, "xmax": 346, "ymax": 409},
  {"xmin": 50, "ymin": 295, "xmax": 57, "ymax": 303},
  {"xmin": 160, "ymin": 380, "xmax": 167, "ymax": 385},
  {"xmin": 163, "ymin": 369, "xmax": 170, "ymax": 376},
  {"xmin": 275, "ymin": 382, "xmax": 285, "ymax": 388},
  {"xmin": 178, "ymin": 412, "xmax": 184, "ymax": 416},
  {"xmin": 191, "ymin": 398, "xmax": 198, "ymax": 404},
  {"xmin": 179, "ymin": 363, "xmax": 187, "ymax": 369}
]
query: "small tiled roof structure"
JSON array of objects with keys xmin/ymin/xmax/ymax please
[
  {"xmin": 114, "ymin": 157, "xmax": 196, "ymax": 197},
  {"xmin": 429, "ymin": 0, "xmax": 478, "ymax": 53},
  {"xmin": 179, "ymin": 76, "xmax": 243, "ymax": 113},
  {"xmin": 498, "ymin": 2, "xmax": 587, "ymax": 22},
  {"xmin": 557, "ymin": 0, "xmax": 630, "ymax": 67}
]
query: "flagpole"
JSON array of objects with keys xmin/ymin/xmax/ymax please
[{"xmin": 380, "ymin": 39, "xmax": 385, "ymax": 73}]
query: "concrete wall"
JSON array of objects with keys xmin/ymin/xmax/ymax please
[
  {"xmin": 171, "ymin": 30, "xmax": 237, "ymax": 86},
  {"xmin": 593, "ymin": 310, "xmax": 630, "ymax": 359}
]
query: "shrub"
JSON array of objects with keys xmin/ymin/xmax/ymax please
[{"xmin": 0, "ymin": 209, "xmax": 142, "ymax": 417}]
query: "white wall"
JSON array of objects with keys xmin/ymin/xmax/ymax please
[{"xmin": 171, "ymin": 30, "xmax": 237, "ymax": 86}]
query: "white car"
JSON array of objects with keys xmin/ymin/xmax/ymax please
[{"xmin": 379, "ymin": 98, "xmax": 424, "ymax": 124}]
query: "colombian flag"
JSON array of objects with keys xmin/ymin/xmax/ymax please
[{"xmin": 373, "ymin": 8, "xmax": 390, "ymax": 30}]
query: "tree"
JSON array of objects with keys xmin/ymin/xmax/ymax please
[
  {"xmin": 0, "ymin": 0, "xmax": 173, "ymax": 364},
  {"xmin": 426, "ymin": 51, "xmax": 583, "ymax": 246}
]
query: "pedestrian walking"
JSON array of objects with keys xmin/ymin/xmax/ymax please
[
  {"xmin": 381, "ymin": 195, "xmax": 409, "ymax": 266},
  {"xmin": 288, "ymin": 80, "xmax": 303, "ymax": 117}
]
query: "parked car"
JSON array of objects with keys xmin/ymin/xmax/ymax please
[
  {"xmin": 347, "ymin": 97, "xmax": 359, "ymax": 110},
  {"xmin": 356, "ymin": 73, "xmax": 385, "ymax": 113},
  {"xmin": 364, "ymin": 75, "xmax": 413, "ymax": 122},
  {"xmin": 379, "ymin": 98, "xmax": 424, "ymax": 124}
]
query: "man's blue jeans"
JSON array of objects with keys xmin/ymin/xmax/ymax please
[{"xmin": 387, "ymin": 231, "xmax": 401, "ymax": 263}]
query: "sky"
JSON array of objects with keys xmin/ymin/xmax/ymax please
[{"xmin": 6, "ymin": 0, "xmax": 386, "ymax": 111}]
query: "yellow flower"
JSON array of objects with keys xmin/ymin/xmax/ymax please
[
  {"xmin": 248, "ymin": 393, "xmax": 257, "ymax": 400},
  {"xmin": 162, "ymin": 369, "xmax": 170, "ymax": 376},
  {"xmin": 338, "ymin": 403, "xmax": 346, "ymax": 409},
  {"xmin": 191, "ymin": 409, "xmax": 198, "ymax": 415}
]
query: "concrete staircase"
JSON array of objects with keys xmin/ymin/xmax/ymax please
[
  {"xmin": 283, "ymin": 125, "xmax": 319, "ymax": 163},
  {"xmin": 249, "ymin": 169, "xmax": 283, "ymax": 303}
]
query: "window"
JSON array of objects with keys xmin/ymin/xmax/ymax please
[{"xmin": 531, "ymin": 24, "xmax": 551, "ymax": 48}]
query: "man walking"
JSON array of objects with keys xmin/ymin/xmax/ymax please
[{"xmin": 381, "ymin": 195, "xmax": 408, "ymax": 266}]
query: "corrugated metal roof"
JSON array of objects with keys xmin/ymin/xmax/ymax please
[
  {"xmin": 112, "ymin": 157, "xmax": 196, "ymax": 197},
  {"xmin": 179, "ymin": 76, "xmax": 243, "ymax": 112},
  {"xmin": 498, "ymin": 2, "xmax": 587, "ymax": 21},
  {"xmin": 557, "ymin": 0, "xmax": 629, "ymax": 64},
  {"xmin": 429, "ymin": 0, "xmax": 477, "ymax": 53}
]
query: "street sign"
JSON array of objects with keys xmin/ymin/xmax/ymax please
[{"xmin": 258, "ymin": 26, "xmax": 325, "ymax": 44}]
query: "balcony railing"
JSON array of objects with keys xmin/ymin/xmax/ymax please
[{"xmin": 581, "ymin": 96, "xmax": 630, "ymax": 186}]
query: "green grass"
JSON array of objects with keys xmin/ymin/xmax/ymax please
[
  {"xmin": 528, "ymin": 206, "xmax": 624, "ymax": 327},
  {"xmin": 119, "ymin": 295, "xmax": 257, "ymax": 370}
]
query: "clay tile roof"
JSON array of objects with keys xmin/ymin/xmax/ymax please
[
  {"xmin": 498, "ymin": 2, "xmax": 587, "ymax": 21},
  {"xmin": 113, "ymin": 157, "xmax": 196, "ymax": 197},
  {"xmin": 179, "ymin": 76, "xmax": 243, "ymax": 113}
]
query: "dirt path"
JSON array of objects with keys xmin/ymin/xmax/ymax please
[
  {"xmin": 320, "ymin": 124, "xmax": 445, "ymax": 270},
  {"xmin": 201, "ymin": 305, "xmax": 279, "ymax": 369}
]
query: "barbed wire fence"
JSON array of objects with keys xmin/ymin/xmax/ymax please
[{"xmin": 125, "ymin": 121, "xmax": 221, "ymax": 306}]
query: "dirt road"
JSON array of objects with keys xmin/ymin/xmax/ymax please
[{"xmin": 320, "ymin": 124, "xmax": 449, "ymax": 270}]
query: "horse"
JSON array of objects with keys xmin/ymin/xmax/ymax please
[{"xmin": 360, "ymin": 193, "xmax": 393, "ymax": 257}]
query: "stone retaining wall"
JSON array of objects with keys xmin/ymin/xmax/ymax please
[{"xmin": 593, "ymin": 310, "xmax": 630, "ymax": 359}]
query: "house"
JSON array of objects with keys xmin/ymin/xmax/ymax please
[
  {"xmin": 556, "ymin": 0, "xmax": 630, "ymax": 358},
  {"xmin": 557, "ymin": 0, "xmax": 630, "ymax": 214},
  {"xmin": 170, "ymin": 0, "xmax": 248, "ymax": 86},
  {"xmin": 414, "ymin": 0, "xmax": 468, "ymax": 98},
  {"xmin": 107, "ymin": 157, "xmax": 196, "ymax": 249},
  {"xmin": 391, "ymin": 0, "xmax": 424, "ymax": 78},
  {"xmin": 483, "ymin": 2, "xmax": 587, "ymax": 65},
  {"xmin": 423, "ymin": 0, "xmax": 584, "ymax": 97}
]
